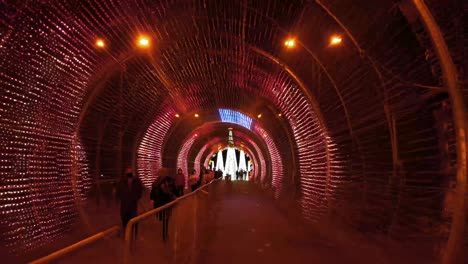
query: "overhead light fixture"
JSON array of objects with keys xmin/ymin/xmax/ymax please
[
  {"xmin": 194, "ymin": 113, "xmax": 199, "ymax": 118},
  {"xmin": 284, "ymin": 38, "xmax": 296, "ymax": 49},
  {"xmin": 330, "ymin": 35, "xmax": 343, "ymax": 46},
  {"xmin": 95, "ymin": 39, "xmax": 105, "ymax": 48},
  {"xmin": 257, "ymin": 114, "xmax": 262, "ymax": 118},
  {"xmin": 137, "ymin": 35, "xmax": 150, "ymax": 48},
  {"xmin": 278, "ymin": 113, "xmax": 282, "ymax": 117},
  {"xmin": 175, "ymin": 114, "xmax": 180, "ymax": 118}
]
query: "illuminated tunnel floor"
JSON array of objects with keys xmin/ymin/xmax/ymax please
[
  {"xmin": 52, "ymin": 182, "xmax": 434, "ymax": 264},
  {"xmin": 197, "ymin": 183, "xmax": 352, "ymax": 264}
]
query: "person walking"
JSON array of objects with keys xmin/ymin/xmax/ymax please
[
  {"xmin": 150, "ymin": 168, "xmax": 176, "ymax": 242},
  {"xmin": 215, "ymin": 169, "xmax": 223, "ymax": 179},
  {"xmin": 174, "ymin": 168, "xmax": 185, "ymax": 197},
  {"xmin": 188, "ymin": 169, "xmax": 199, "ymax": 191},
  {"xmin": 117, "ymin": 168, "xmax": 143, "ymax": 239}
]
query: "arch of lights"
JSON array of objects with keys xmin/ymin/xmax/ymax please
[
  {"xmin": 191, "ymin": 137, "xmax": 259, "ymax": 181},
  {"xmin": 175, "ymin": 120, "xmax": 272, "ymax": 187},
  {"xmin": 202, "ymin": 144, "xmax": 260, "ymax": 182},
  {"xmin": 137, "ymin": 104, "xmax": 176, "ymax": 188},
  {"xmin": 196, "ymin": 134, "xmax": 262, "ymax": 180}
]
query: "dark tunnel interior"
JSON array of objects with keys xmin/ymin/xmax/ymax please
[{"xmin": 0, "ymin": 0, "xmax": 467, "ymax": 263}]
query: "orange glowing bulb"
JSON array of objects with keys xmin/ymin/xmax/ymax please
[
  {"xmin": 137, "ymin": 36, "xmax": 150, "ymax": 48},
  {"xmin": 175, "ymin": 114, "xmax": 180, "ymax": 118},
  {"xmin": 96, "ymin": 39, "xmax": 105, "ymax": 48},
  {"xmin": 194, "ymin": 113, "xmax": 199, "ymax": 118},
  {"xmin": 257, "ymin": 114, "xmax": 262, "ymax": 118},
  {"xmin": 330, "ymin": 35, "xmax": 343, "ymax": 46},
  {"xmin": 284, "ymin": 38, "xmax": 296, "ymax": 48}
]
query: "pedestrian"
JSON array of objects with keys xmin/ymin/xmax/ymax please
[
  {"xmin": 188, "ymin": 169, "xmax": 199, "ymax": 191},
  {"xmin": 150, "ymin": 168, "xmax": 176, "ymax": 242},
  {"xmin": 117, "ymin": 168, "xmax": 143, "ymax": 239},
  {"xmin": 215, "ymin": 169, "xmax": 222, "ymax": 179},
  {"xmin": 175, "ymin": 168, "xmax": 185, "ymax": 197},
  {"xmin": 203, "ymin": 168, "xmax": 210, "ymax": 185},
  {"xmin": 208, "ymin": 169, "xmax": 215, "ymax": 182},
  {"xmin": 195, "ymin": 167, "xmax": 205, "ymax": 189}
]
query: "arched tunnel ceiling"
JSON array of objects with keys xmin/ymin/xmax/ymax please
[{"xmin": 0, "ymin": 0, "xmax": 466, "ymax": 260}]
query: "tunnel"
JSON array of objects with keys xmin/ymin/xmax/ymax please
[{"xmin": 0, "ymin": 0, "xmax": 466, "ymax": 263}]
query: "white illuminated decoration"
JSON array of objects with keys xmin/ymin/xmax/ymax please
[
  {"xmin": 239, "ymin": 150, "xmax": 247, "ymax": 172},
  {"xmin": 224, "ymin": 128, "xmax": 238, "ymax": 178},
  {"xmin": 216, "ymin": 149, "xmax": 224, "ymax": 172},
  {"xmin": 225, "ymin": 147, "xmax": 238, "ymax": 178}
]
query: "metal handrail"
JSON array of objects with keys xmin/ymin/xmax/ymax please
[
  {"xmin": 30, "ymin": 225, "xmax": 120, "ymax": 264},
  {"xmin": 123, "ymin": 179, "xmax": 219, "ymax": 263}
]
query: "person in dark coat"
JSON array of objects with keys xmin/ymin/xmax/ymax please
[
  {"xmin": 188, "ymin": 169, "xmax": 199, "ymax": 191},
  {"xmin": 174, "ymin": 168, "xmax": 185, "ymax": 197},
  {"xmin": 117, "ymin": 168, "xmax": 143, "ymax": 238},
  {"xmin": 150, "ymin": 168, "xmax": 176, "ymax": 241},
  {"xmin": 215, "ymin": 169, "xmax": 223, "ymax": 179}
]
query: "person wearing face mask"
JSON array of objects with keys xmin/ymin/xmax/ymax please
[{"xmin": 117, "ymin": 168, "xmax": 143, "ymax": 239}]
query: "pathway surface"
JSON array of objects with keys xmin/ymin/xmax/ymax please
[
  {"xmin": 197, "ymin": 182, "xmax": 361, "ymax": 264},
  {"xmin": 34, "ymin": 181, "xmax": 435, "ymax": 264}
]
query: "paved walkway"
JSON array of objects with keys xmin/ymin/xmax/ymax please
[
  {"xmin": 35, "ymin": 181, "xmax": 435, "ymax": 264},
  {"xmin": 197, "ymin": 182, "xmax": 361, "ymax": 264}
]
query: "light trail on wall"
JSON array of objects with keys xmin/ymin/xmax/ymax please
[
  {"xmin": 252, "ymin": 124, "xmax": 283, "ymax": 198},
  {"xmin": 193, "ymin": 144, "xmax": 209, "ymax": 175},
  {"xmin": 176, "ymin": 134, "xmax": 198, "ymax": 187},
  {"xmin": 0, "ymin": 4, "xmax": 96, "ymax": 254},
  {"xmin": 137, "ymin": 105, "xmax": 176, "ymax": 188}
]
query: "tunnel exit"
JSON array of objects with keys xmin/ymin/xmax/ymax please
[{"xmin": 209, "ymin": 147, "xmax": 252, "ymax": 180}]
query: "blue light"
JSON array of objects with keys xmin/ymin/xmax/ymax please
[{"xmin": 218, "ymin": 109, "xmax": 253, "ymax": 130}]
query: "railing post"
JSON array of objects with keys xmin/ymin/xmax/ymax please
[{"xmin": 123, "ymin": 220, "xmax": 133, "ymax": 264}]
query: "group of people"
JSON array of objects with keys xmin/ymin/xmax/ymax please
[
  {"xmin": 235, "ymin": 169, "xmax": 248, "ymax": 181},
  {"xmin": 116, "ymin": 167, "xmax": 214, "ymax": 241}
]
